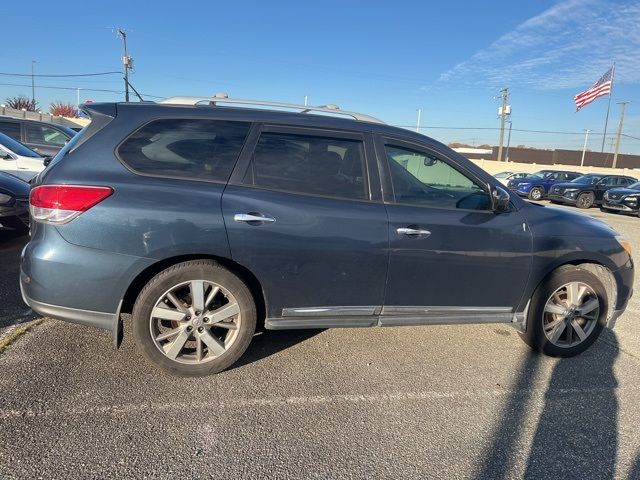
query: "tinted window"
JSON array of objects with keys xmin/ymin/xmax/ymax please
[
  {"xmin": 599, "ymin": 177, "xmax": 616, "ymax": 186},
  {"xmin": 243, "ymin": 132, "xmax": 367, "ymax": 200},
  {"xmin": 25, "ymin": 124, "xmax": 70, "ymax": 146},
  {"xmin": 0, "ymin": 121, "xmax": 21, "ymax": 140},
  {"xmin": 0, "ymin": 132, "xmax": 40, "ymax": 158},
  {"xmin": 118, "ymin": 119, "xmax": 250, "ymax": 182},
  {"xmin": 385, "ymin": 145, "xmax": 490, "ymax": 210},
  {"xmin": 619, "ymin": 177, "xmax": 635, "ymax": 186}
]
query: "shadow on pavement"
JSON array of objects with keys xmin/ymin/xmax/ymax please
[
  {"xmin": 479, "ymin": 334, "xmax": 620, "ymax": 479},
  {"xmin": 230, "ymin": 329, "xmax": 324, "ymax": 370}
]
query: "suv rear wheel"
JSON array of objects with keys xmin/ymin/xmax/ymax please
[
  {"xmin": 522, "ymin": 266, "xmax": 607, "ymax": 357},
  {"xmin": 132, "ymin": 260, "xmax": 256, "ymax": 376}
]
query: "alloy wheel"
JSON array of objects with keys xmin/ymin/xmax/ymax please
[
  {"xmin": 542, "ymin": 281, "xmax": 600, "ymax": 348},
  {"xmin": 531, "ymin": 188, "xmax": 543, "ymax": 200},
  {"xmin": 149, "ymin": 280, "xmax": 241, "ymax": 364}
]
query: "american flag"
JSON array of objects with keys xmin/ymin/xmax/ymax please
[{"xmin": 574, "ymin": 66, "xmax": 614, "ymax": 111}]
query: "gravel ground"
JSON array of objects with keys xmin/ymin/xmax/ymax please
[{"xmin": 1, "ymin": 204, "xmax": 639, "ymax": 479}]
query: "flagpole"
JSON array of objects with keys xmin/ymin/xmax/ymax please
[{"xmin": 601, "ymin": 62, "xmax": 615, "ymax": 152}]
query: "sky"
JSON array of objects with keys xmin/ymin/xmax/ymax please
[{"xmin": 4, "ymin": 0, "xmax": 640, "ymax": 154}]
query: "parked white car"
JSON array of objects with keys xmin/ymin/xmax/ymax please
[
  {"xmin": 0, "ymin": 132, "xmax": 45, "ymax": 181},
  {"xmin": 494, "ymin": 171, "xmax": 528, "ymax": 186}
]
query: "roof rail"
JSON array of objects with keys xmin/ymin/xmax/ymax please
[{"xmin": 158, "ymin": 92, "xmax": 384, "ymax": 124}]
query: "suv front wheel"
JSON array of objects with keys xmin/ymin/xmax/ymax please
[
  {"xmin": 132, "ymin": 260, "xmax": 256, "ymax": 376},
  {"xmin": 522, "ymin": 265, "xmax": 608, "ymax": 357}
]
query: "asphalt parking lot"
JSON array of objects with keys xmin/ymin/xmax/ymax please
[{"xmin": 1, "ymin": 204, "xmax": 639, "ymax": 479}]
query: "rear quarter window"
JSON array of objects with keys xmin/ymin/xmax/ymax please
[{"xmin": 117, "ymin": 118, "xmax": 251, "ymax": 183}]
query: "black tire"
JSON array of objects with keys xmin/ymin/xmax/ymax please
[
  {"xmin": 576, "ymin": 192, "xmax": 595, "ymax": 209},
  {"xmin": 132, "ymin": 260, "xmax": 256, "ymax": 376},
  {"xmin": 521, "ymin": 265, "xmax": 608, "ymax": 357},
  {"xmin": 528, "ymin": 186, "xmax": 544, "ymax": 201},
  {"xmin": 0, "ymin": 216, "xmax": 29, "ymax": 234}
]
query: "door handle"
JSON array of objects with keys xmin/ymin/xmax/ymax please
[
  {"xmin": 234, "ymin": 213, "xmax": 276, "ymax": 224},
  {"xmin": 396, "ymin": 227, "xmax": 431, "ymax": 237}
]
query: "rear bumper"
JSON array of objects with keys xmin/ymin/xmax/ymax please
[
  {"xmin": 21, "ymin": 283, "xmax": 121, "ymax": 333},
  {"xmin": 547, "ymin": 194, "xmax": 577, "ymax": 204},
  {"xmin": 20, "ymin": 225, "xmax": 154, "ymax": 336}
]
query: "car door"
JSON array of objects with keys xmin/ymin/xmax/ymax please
[
  {"xmin": 376, "ymin": 136, "xmax": 532, "ymax": 325},
  {"xmin": 595, "ymin": 176, "xmax": 617, "ymax": 202},
  {"xmin": 0, "ymin": 147, "xmax": 19, "ymax": 177},
  {"xmin": 222, "ymin": 125, "xmax": 388, "ymax": 327},
  {"xmin": 14, "ymin": 153, "xmax": 44, "ymax": 179},
  {"xmin": 23, "ymin": 123, "xmax": 70, "ymax": 157}
]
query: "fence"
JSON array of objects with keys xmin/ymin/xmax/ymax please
[{"xmin": 0, "ymin": 106, "xmax": 88, "ymax": 128}]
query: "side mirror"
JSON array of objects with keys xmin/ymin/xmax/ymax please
[
  {"xmin": 43, "ymin": 156, "xmax": 52, "ymax": 167},
  {"xmin": 491, "ymin": 185, "xmax": 511, "ymax": 213},
  {"xmin": 423, "ymin": 156, "xmax": 439, "ymax": 167}
]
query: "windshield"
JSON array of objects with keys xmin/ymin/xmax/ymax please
[
  {"xmin": 628, "ymin": 181, "xmax": 640, "ymax": 190},
  {"xmin": 494, "ymin": 172, "xmax": 512, "ymax": 179},
  {"xmin": 527, "ymin": 171, "xmax": 549, "ymax": 179},
  {"xmin": 0, "ymin": 132, "xmax": 41, "ymax": 158},
  {"xmin": 571, "ymin": 175, "xmax": 604, "ymax": 184}
]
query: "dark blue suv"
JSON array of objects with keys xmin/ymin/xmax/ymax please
[
  {"xmin": 507, "ymin": 170, "xmax": 581, "ymax": 200},
  {"xmin": 20, "ymin": 96, "xmax": 634, "ymax": 376}
]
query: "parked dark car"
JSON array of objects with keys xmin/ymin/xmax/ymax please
[
  {"xmin": 601, "ymin": 181, "xmax": 640, "ymax": 216},
  {"xmin": 0, "ymin": 171, "xmax": 30, "ymax": 233},
  {"xmin": 20, "ymin": 96, "xmax": 634, "ymax": 376},
  {"xmin": 506, "ymin": 170, "xmax": 581, "ymax": 200},
  {"xmin": 547, "ymin": 174, "xmax": 638, "ymax": 209},
  {"xmin": 0, "ymin": 117, "xmax": 76, "ymax": 157}
]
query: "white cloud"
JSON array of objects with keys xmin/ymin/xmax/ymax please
[{"xmin": 438, "ymin": 0, "xmax": 640, "ymax": 90}]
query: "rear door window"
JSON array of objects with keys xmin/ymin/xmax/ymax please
[
  {"xmin": 117, "ymin": 119, "xmax": 251, "ymax": 182},
  {"xmin": 0, "ymin": 121, "xmax": 21, "ymax": 140},
  {"xmin": 25, "ymin": 124, "xmax": 70, "ymax": 146},
  {"xmin": 242, "ymin": 131, "xmax": 368, "ymax": 200}
]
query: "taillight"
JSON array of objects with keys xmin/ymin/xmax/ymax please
[{"xmin": 30, "ymin": 185, "xmax": 113, "ymax": 225}]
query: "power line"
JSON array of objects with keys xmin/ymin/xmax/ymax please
[
  {"xmin": 0, "ymin": 82, "xmax": 164, "ymax": 99},
  {"xmin": 0, "ymin": 71, "xmax": 121, "ymax": 78}
]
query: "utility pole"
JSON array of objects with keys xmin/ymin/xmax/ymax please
[
  {"xmin": 31, "ymin": 60, "xmax": 36, "ymax": 106},
  {"xmin": 304, "ymin": 95, "xmax": 308, "ymax": 106},
  {"xmin": 416, "ymin": 108, "xmax": 422, "ymax": 133},
  {"xmin": 117, "ymin": 29, "xmax": 133, "ymax": 102},
  {"xmin": 580, "ymin": 129, "xmax": 590, "ymax": 166},
  {"xmin": 76, "ymin": 88, "xmax": 81, "ymax": 111},
  {"xmin": 496, "ymin": 88, "xmax": 510, "ymax": 161},
  {"xmin": 612, "ymin": 101, "xmax": 628, "ymax": 168}
]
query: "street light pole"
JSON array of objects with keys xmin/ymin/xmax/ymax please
[
  {"xmin": 416, "ymin": 108, "xmax": 422, "ymax": 133},
  {"xmin": 612, "ymin": 102, "xmax": 628, "ymax": 168},
  {"xmin": 31, "ymin": 60, "xmax": 36, "ymax": 106},
  {"xmin": 580, "ymin": 129, "xmax": 590, "ymax": 167},
  {"xmin": 505, "ymin": 120, "xmax": 513, "ymax": 162}
]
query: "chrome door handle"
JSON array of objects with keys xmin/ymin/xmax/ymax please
[
  {"xmin": 396, "ymin": 227, "xmax": 431, "ymax": 237},
  {"xmin": 234, "ymin": 213, "xmax": 276, "ymax": 223}
]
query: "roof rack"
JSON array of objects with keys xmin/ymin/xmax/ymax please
[{"xmin": 158, "ymin": 92, "xmax": 384, "ymax": 124}]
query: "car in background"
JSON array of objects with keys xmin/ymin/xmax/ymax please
[
  {"xmin": 0, "ymin": 117, "xmax": 76, "ymax": 157},
  {"xmin": 600, "ymin": 180, "xmax": 640, "ymax": 216},
  {"xmin": 494, "ymin": 171, "xmax": 528, "ymax": 186},
  {"xmin": 507, "ymin": 170, "xmax": 581, "ymax": 200},
  {"xmin": 0, "ymin": 132, "xmax": 46, "ymax": 181},
  {"xmin": 0, "ymin": 171, "xmax": 30, "ymax": 234},
  {"xmin": 548, "ymin": 174, "xmax": 638, "ymax": 209}
]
